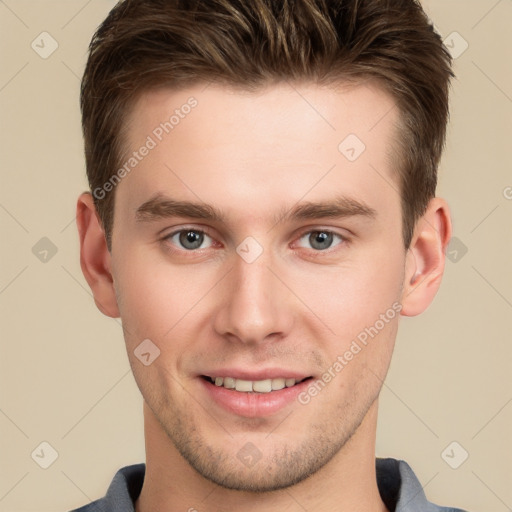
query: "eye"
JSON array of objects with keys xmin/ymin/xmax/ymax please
[
  {"xmin": 165, "ymin": 229, "xmax": 214, "ymax": 251},
  {"xmin": 297, "ymin": 230, "xmax": 345, "ymax": 251}
]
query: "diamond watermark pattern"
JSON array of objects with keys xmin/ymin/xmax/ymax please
[
  {"xmin": 31, "ymin": 441, "xmax": 59, "ymax": 469},
  {"xmin": 443, "ymin": 31, "xmax": 469, "ymax": 59},
  {"xmin": 31, "ymin": 31, "xmax": 59, "ymax": 59},
  {"xmin": 134, "ymin": 338, "xmax": 161, "ymax": 366},
  {"xmin": 441, "ymin": 441, "xmax": 469, "ymax": 469},
  {"xmin": 236, "ymin": 442, "xmax": 262, "ymax": 468},
  {"xmin": 446, "ymin": 236, "xmax": 468, "ymax": 263},
  {"xmin": 236, "ymin": 236, "xmax": 263, "ymax": 263},
  {"xmin": 32, "ymin": 237, "xmax": 58, "ymax": 263},
  {"xmin": 338, "ymin": 134, "xmax": 366, "ymax": 162}
]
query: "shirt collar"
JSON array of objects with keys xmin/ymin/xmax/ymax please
[{"xmin": 91, "ymin": 458, "xmax": 460, "ymax": 512}]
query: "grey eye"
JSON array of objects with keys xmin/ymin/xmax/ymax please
[
  {"xmin": 309, "ymin": 231, "xmax": 333, "ymax": 250},
  {"xmin": 298, "ymin": 230, "xmax": 343, "ymax": 251},
  {"xmin": 171, "ymin": 230, "xmax": 211, "ymax": 250}
]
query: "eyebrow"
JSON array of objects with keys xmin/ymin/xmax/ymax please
[{"xmin": 135, "ymin": 193, "xmax": 377, "ymax": 225}]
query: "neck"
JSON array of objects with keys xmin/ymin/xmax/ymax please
[{"xmin": 136, "ymin": 400, "xmax": 388, "ymax": 512}]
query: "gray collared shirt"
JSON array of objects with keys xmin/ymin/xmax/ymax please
[{"xmin": 69, "ymin": 458, "xmax": 469, "ymax": 512}]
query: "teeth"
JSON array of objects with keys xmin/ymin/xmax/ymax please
[
  {"xmin": 272, "ymin": 378, "xmax": 285, "ymax": 390},
  {"xmin": 223, "ymin": 377, "xmax": 236, "ymax": 389},
  {"xmin": 210, "ymin": 376, "xmax": 299, "ymax": 393},
  {"xmin": 252, "ymin": 379, "xmax": 272, "ymax": 393},
  {"xmin": 235, "ymin": 379, "xmax": 253, "ymax": 392}
]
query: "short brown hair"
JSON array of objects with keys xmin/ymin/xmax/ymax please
[{"xmin": 81, "ymin": 0, "xmax": 454, "ymax": 251}]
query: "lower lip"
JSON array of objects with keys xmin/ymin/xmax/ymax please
[{"xmin": 200, "ymin": 377, "xmax": 312, "ymax": 418}]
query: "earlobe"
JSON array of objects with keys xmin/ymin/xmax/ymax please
[
  {"xmin": 76, "ymin": 192, "xmax": 120, "ymax": 318},
  {"xmin": 400, "ymin": 197, "xmax": 452, "ymax": 317}
]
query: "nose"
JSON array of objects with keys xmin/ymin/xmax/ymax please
[{"xmin": 212, "ymin": 249, "xmax": 294, "ymax": 346}]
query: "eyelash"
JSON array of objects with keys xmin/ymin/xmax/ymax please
[{"xmin": 161, "ymin": 226, "xmax": 349, "ymax": 256}]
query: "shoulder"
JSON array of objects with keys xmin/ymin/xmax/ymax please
[
  {"xmin": 376, "ymin": 457, "xmax": 470, "ymax": 512},
  {"xmin": 68, "ymin": 463, "xmax": 145, "ymax": 512}
]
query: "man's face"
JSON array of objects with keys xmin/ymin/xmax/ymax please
[{"xmin": 110, "ymin": 81, "xmax": 406, "ymax": 491}]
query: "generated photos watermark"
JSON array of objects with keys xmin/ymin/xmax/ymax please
[
  {"xmin": 298, "ymin": 301, "xmax": 403, "ymax": 405},
  {"xmin": 93, "ymin": 96, "xmax": 198, "ymax": 200}
]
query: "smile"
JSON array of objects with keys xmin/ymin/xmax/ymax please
[{"xmin": 205, "ymin": 375, "xmax": 310, "ymax": 393}]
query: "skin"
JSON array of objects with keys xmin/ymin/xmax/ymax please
[{"xmin": 76, "ymin": 81, "xmax": 451, "ymax": 512}]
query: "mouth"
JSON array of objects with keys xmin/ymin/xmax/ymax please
[
  {"xmin": 200, "ymin": 375, "xmax": 313, "ymax": 393},
  {"xmin": 198, "ymin": 370, "xmax": 315, "ymax": 417}
]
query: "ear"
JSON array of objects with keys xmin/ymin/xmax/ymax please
[
  {"xmin": 400, "ymin": 197, "xmax": 452, "ymax": 316},
  {"xmin": 76, "ymin": 192, "xmax": 120, "ymax": 318}
]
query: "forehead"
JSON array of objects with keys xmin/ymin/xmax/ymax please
[{"xmin": 116, "ymin": 81, "xmax": 400, "ymax": 225}]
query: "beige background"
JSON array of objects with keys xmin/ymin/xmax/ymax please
[{"xmin": 0, "ymin": 1, "xmax": 511, "ymax": 511}]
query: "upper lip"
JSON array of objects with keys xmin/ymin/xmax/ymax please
[{"xmin": 200, "ymin": 369, "xmax": 312, "ymax": 381}]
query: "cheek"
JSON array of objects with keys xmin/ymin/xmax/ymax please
[
  {"xmin": 299, "ymin": 248, "xmax": 404, "ymax": 339},
  {"xmin": 314, "ymin": 308, "xmax": 398, "ymax": 407},
  {"xmin": 112, "ymin": 249, "xmax": 217, "ymax": 345},
  {"xmin": 113, "ymin": 254, "xmax": 200, "ymax": 403},
  {"xmin": 113, "ymin": 251, "xmax": 172, "ymax": 343}
]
